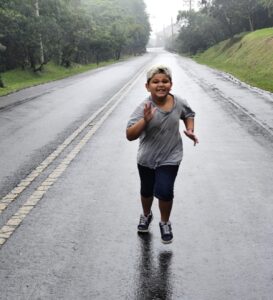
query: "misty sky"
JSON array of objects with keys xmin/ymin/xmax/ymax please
[{"xmin": 144, "ymin": 0, "xmax": 198, "ymax": 34}]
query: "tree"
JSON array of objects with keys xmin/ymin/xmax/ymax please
[
  {"xmin": 0, "ymin": 0, "xmax": 151, "ymax": 72},
  {"xmin": 176, "ymin": 10, "xmax": 225, "ymax": 54},
  {"xmin": 208, "ymin": 0, "xmax": 269, "ymax": 34},
  {"xmin": 175, "ymin": 0, "xmax": 273, "ymax": 55},
  {"xmin": 259, "ymin": 0, "xmax": 273, "ymax": 15},
  {"xmin": 33, "ymin": 0, "xmax": 44, "ymax": 70},
  {"xmin": 208, "ymin": 0, "xmax": 246, "ymax": 36},
  {"xmin": 0, "ymin": 37, "xmax": 6, "ymax": 88},
  {"xmin": 239, "ymin": 0, "xmax": 259, "ymax": 31}
]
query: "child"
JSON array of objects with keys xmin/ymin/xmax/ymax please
[{"xmin": 126, "ymin": 65, "xmax": 198, "ymax": 244}]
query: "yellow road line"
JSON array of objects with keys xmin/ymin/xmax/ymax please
[
  {"xmin": 0, "ymin": 66, "xmax": 146, "ymax": 215},
  {"xmin": 0, "ymin": 67, "xmax": 146, "ymax": 248}
]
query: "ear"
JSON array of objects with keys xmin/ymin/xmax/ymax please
[{"xmin": 145, "ymin": 82, "xmax": 150, "ymax": 92}]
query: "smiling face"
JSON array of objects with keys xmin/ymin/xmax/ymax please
[{"xmin": 145, "ymin": 73, "xmax": 172, "ymax": 102}]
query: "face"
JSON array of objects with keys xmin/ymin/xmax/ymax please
[{"xmin": 146, "ymin": 73, "xmax": 172, "ymax": 101}]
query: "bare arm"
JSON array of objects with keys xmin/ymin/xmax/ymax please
[
  {"xmin": 183, "ymin": 117, "xmax": 199, "ymax": 146},
  {"xmin": 126, "ymin": 118, "xmax": 147, "ymax": 141},
  {"xmin": 126, "ymin": 102, "xmax": 156, "ymax": 141}
]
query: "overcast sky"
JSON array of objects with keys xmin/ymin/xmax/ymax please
[{"xmin": 144, "ymin": 0, "xmax": 198, "ymax": 34}]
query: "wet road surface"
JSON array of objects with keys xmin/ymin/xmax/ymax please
[{"xmin": 0, "ymin": 49, "xmax": 273, "ymax": 299}]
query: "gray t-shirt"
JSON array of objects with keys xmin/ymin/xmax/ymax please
[{"xmin": 127, "ymin": 94, "xmax": 195, "ymax": 169}]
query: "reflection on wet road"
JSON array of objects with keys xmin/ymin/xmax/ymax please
[{"xmin": 135, "ymin": 233, "xmax": 173, "ymax": 300}]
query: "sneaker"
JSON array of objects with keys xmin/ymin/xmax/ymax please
[
  {"xmin": 137, "ymin": 212, "xmax": 153, "ymax": 232},
  {"xmin": 159, "ymin": 221, "xmax": 173, "ymax": 244}
]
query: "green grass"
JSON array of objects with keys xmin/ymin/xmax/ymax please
[
  {"xmin": 194, "ymin": 27, "xmax": 273, "ymax": 92},
  {"xmin": 0, "ymin": 59, "xmax": 119, "ymax": 96}
]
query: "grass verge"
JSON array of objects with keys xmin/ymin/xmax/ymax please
[
  {"xmin": 0, "ymin": 59, "xmax": 119, "ymax": 97},
  {"xmin": 194, "ymin": 28, "xmax": 273, "ymax": 92}
]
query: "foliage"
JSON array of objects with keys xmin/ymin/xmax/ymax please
[
  {"xmin": 176, "ymin": 10, "xmax": 226, "ymax": 54},
  {"xmin": 259, "ymin": 0, "xmax": 273, "ymax": 15},
  {"xmin": 175, "ymin": 0, "xmax": 273, "ymax": 55},
  {"xmin": 0, "ymin": 0, "xmax": 150, "ymax": 81}
]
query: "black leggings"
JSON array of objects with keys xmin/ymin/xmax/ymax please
[{"xmin": 137, "ymin": 164, "xmax": 179, "ymax": 202}]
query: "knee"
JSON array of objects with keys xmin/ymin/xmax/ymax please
[{"xmin": 154, "ymin": 186, "xmax": 174, "ymax": 201}]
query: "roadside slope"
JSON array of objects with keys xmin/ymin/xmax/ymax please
[{"xmin": 194, "ymin": 28, "xmax": 273, "ymax": 92}]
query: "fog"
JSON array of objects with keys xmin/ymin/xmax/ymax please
[{"xmin": 144, "ymin": 0, "xmax": 198, "ymax": 35}]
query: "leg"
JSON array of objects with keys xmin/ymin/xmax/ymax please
[
  {"xmin": 154, "ymin": 165, "xmax": 179, "ymax": 243},
  {"xmin": 138, "ymin": 195, "xmax": 154, "ymax": 232},
  {"xmin": 154, "ymin": 165, "xmax": 179, "ymax": 222},
  {"xmin": 141, "ymin": 195, "xmax": 153, "ymax": 216},
  {"xmin": 137, "ymin": 165, "xmax": 155, "ymax": 232},
  {"xmin": 159, "ymin": 199, "xmax": 173, "ymax": 223},
  {"xmin": 138, "ymin": 164, "xmax": 155, "ymax": 215}
]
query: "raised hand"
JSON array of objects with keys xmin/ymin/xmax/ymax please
[{"xmin": 144, "ymin": 102, "xmax": 156, "ymax": 123}]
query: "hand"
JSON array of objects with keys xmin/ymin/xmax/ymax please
[
  {"xmin": 184, "ymin": 129, "xmax": 199, "ymax": 146},
  {"xmin": 144, "ymin": 102, "xmax": 156, "ymax": 123}
]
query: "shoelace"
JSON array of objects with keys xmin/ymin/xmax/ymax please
[
  {"xmin": 139, "ymin": 215, "xmax": 148, "ymax": 225},
  {"xmin": 161, "ymin": 223, "xmax": 171, "ymax": 235}
]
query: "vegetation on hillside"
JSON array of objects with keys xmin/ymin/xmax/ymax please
[
  {"xmin": 170, "ymin": 0, "xmax": 273, "ymax": 55},
  {"xmin": 194, "ymin": 28, "xmax": 273, "ymax": 92}
]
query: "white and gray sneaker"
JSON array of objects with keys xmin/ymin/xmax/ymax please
[{"xmin": 137, "ymin": 212, "xmax": 153, "ymax": 232}]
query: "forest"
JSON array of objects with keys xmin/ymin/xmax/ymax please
[
  {"xmin": 173, "ymin": 0, "xmax": 273, "ymax": 54},
  {"xmin": 0, "ymin": 0, "xmax": 150, "ymax": 87}
]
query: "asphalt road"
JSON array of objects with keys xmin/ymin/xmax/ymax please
[{"xmin": 0, "ymin": 49, "xmax": 273, "ymax": 300}]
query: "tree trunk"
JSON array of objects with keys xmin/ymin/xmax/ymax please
[
  {"xmin": 248, "ymin": 15, "xmax": 254, "ymax": 31},
  {"xmin": 96, "ymin": 53, "xmax": 100, "ymax": 66},
  {"xmin": 223, "ymin": 12, "xmax": 234, "ymax": 37},
  {"xmin": 34, "ymin": 0, "xmax": 45, "ymax": 68},
  {"xmin": 0, "ymin": 74, "xmax": 5, "ymax": 88},
  {"xmin": 29, "ymin": 48, "xmax": 36, "ymax": 70},
  {"xmin": 115, "ymin": 50, "xmax": 121, "ymax": 60}
]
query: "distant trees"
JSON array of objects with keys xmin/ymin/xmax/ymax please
[
  {"xmin": 175, "ymin": 10, "xmax": 226, "ymax": 53},
  {"xmin": 259, "ymin": 0, "xmax": 273, "ymax": 15},
  {"xmin": 175, "ymin": 0, "xmax": 273, "ymax": 55},
  {"xmin": 0, "ymin": 0, "xmax": 150, "ymax": 76}
]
